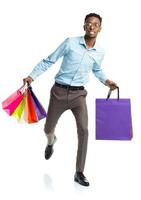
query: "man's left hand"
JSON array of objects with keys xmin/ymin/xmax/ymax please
[{"xmin": 105, "ymin": 79, "xmax": 118, "ymax": 90}]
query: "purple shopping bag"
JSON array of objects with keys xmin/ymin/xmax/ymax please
[
  {"xmin": 96, "ymin": 88, "xmax": 133, "ymax": 140},
  {"xmin": 28, "ymin": 86, "xmax": 47, "ymax": 120}
]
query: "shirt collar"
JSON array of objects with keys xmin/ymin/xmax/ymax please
[{"xmin": 79, "ymin": 36, "xmax": 98, "ymax": 50}]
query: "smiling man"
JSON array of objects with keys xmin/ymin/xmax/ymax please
[{"xmin": 23, "ymin": 13, "xmax": 117, "ymax": 187}]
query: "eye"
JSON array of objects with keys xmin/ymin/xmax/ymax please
[
  {"xmin": 95, "ymin": 23, "xmax": 100, "ymax": 28},
  {"xmin": 85, "ymin": 22, "xmax": 100, "ymax": 28},
  {"xmin": 87, "ymin": 23, "xmax": 91, "ymax": 26},
  {"xmin": 88, "ymin": 23, "xmax": 92, "ymax": 26}
]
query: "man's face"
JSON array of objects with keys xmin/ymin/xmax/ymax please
[{"xmin": 84, "ymin": 16, "xmax": 101, "ymax": 38}]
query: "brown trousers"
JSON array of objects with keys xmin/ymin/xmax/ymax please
[{"xmin": 44, "ymin": 84, "xmax": 88, "ymax": 172}]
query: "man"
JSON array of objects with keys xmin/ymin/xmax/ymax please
[{"xmin": 23, "ymin": 13, "xmax": 117, "ymax": 187}]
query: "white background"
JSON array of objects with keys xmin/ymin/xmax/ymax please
[{"xmin": 0, "ymin": 0, "xmax": 141, "ymax": 199}]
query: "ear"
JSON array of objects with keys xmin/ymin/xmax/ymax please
[
  {"xmin": 99, "ymin": 26, "xmax": 102, "ymax": 32},
  {"xmin": 83, "ymin": 25, "xmax": 86, "ymax": 31}
]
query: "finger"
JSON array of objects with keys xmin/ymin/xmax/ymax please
[{"xmin": 23, "ymin": 79, "xmax": 26, "ymax": 85}]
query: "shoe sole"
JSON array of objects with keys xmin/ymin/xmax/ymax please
[{"xmin": 74, "ymin": 177, "xmax": 89, "ymax": 186}]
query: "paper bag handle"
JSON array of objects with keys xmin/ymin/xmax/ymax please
[
  {"xmin": 18, "ymin": 83, "xmax": 28, "ymax": 94},
  {"xmin": 106, "ymin": 87, "xmax": 119, "ymax": 100}
]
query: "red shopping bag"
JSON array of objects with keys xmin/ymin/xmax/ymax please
[{"xmin": 24, "ymin": 89, "xmax": 38, "ymax": 123}]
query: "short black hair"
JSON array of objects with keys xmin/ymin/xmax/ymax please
[{"xmin": 84, "ymin": 13, "xmax": 102, "ymax": 24}]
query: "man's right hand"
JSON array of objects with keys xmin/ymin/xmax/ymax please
[{"xmin": 23, "ymin": 76, "xmax": 33, "ymax": 85}]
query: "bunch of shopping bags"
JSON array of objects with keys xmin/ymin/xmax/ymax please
[
  {"xmin": 2, "ymin": 84, "xmax": 47, "ymax": 123},
  {"xmin": 96, "ymin": 87, "xmax": 133, "ymax": 140}
]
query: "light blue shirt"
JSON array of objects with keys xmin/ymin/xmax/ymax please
[{"xmin": 29, "ymin": 36, "xmax": 107, "ymax": 86}]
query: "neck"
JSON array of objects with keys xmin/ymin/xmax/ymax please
[{"xmin": 84, "ymin": 35, "xmax": 96, "ymax": 48}]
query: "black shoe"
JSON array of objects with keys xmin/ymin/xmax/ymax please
[
  {"xmin": 74, "ymin": 172, "xmax": 90, "ymax": 186},
  {"xmin": 45, "ymin": 136, "xmax": 57, "ymax": 160}
]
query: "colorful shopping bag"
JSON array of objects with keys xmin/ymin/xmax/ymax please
[
  {"xmin": 2, "ymin": 84, "xmax": 47, "ymax": 124},
  {"xmin": 28, "ymin": 86, "xmax": 47, "ymax": 120},
  {"xmin": 12, "ymin": 97, "xmax": 26, "ymax": 120},
  {"xmin": 2, "ymin": 85, "xmax": 27, "ymax": 115},
  {"xmin": 96, "ymin": 88, "xmax": 133, "ymax": 140},
  {"xmin": 24, "ymin": 89, "xmax": 38, "ymax": 123}
]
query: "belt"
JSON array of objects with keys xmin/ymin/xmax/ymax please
[{"xmin": 55, "ymin": 82, "xmax": 84, "ymax": 90}]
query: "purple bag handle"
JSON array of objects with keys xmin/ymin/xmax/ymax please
[{"xmin": 106, "ymin": 87, "xmax": 119, "ymax": 100}]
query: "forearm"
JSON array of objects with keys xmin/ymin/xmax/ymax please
[
  {"xmin": 29, "ymin": 58, "xmax": 53, "ymax": 80},
  {"xmin": 93, "ymin": 69, "xmax": 107, "ymax": 84}
]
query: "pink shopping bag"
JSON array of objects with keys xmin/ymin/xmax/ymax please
[{"xmin": 2, "ymin": 85, "xmax": 27, "ymax": 115}]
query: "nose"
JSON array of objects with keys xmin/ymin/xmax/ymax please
[{"xmin": 89, "ymin": 25, "xmax": 94, "ymax": 30}]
